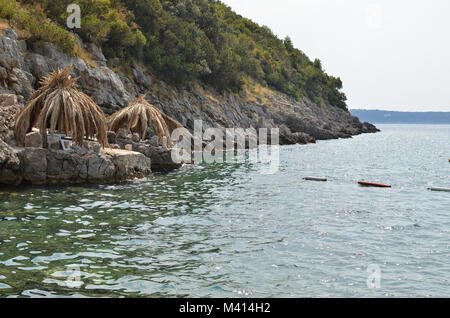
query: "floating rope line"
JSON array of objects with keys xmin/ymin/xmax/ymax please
[{"xmin": 302, "ymin": 176, "xmax": 449, "ymax": 192}]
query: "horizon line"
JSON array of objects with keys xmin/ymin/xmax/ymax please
[{"xmin": 350, "ymin": 109, "xmax": 450, "ymax": 113}]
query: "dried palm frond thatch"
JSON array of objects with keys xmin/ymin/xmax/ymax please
[
  {"xmin": 14, "ymin": 67, "xmax": 107, "ymax": 148},
  {"xmin": 106, "ymin": 95, "xmax": 191, "ymax": 144}
]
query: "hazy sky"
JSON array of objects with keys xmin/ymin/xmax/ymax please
[{"xmin": 221, "ymin": 0, "xmax": 450, "ymax": 111}]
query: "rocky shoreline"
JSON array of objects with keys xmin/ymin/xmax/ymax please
[
  {"xmin": 0, "ymin": 93, "xmax": 182, "ymax": 185},
  {"xmin": 0, "ymin": 139, "xmax": 152, "ymax": 185},
  {"xmin": 0, "ymin": 27, "xmax": 379, "ymax": 185},
  {"xmin": 0, "ymin": 91, "xmax": 180, "ymax": 185},
  {"xmin": 0, "ymin": 28, "xmax": 378, "ymax": 142}
]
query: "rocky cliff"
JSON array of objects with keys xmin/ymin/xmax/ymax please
[{"xmin": 0, "ymin": 27, "xmax": 378, "ymax": 148}]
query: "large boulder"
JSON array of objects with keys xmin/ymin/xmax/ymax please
[
  {"xmin": 46, "ymin": 149, "xmax": 118, "ymax": 183},
  {"xmin": 18, "ymin": 147, "xmax": 47, "ymax": 184},
  {"xmin": 103, "ymin": 148, "xmax": 152, "ymax": 180},
  {"xmin": 46, "ymin": 149, "xmax": 88, "ymax": 183},
  {"xmin": 111, "ymin": 130, "xmax": 183, "ymax": 170},
  {"xmin": 1, "ymin": 137, "xmax": 153, "ymax": 184},
  {"xmin": 86, "ymin": 152, "xmax": 116, "ymax": 182},
  {"xmin": 45, "ymin": 148, "xmax": 151, "ymax": 184},
  {"xmin": 136, "ymin": 143, "xmax": 183, "ymax": 170}
]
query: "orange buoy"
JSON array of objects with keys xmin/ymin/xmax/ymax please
[{"xmin": 358, "ymin": 181, "xmax": 391, "ymax": 188}]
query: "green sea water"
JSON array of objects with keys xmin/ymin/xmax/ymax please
[{"xmin": 0, "ymin": 124, "xmax": 449, "ymax": 297}]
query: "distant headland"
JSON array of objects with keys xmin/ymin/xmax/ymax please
[{"xmin": 350, "ymin": 109, "xmax": 450, "ymax": 124}]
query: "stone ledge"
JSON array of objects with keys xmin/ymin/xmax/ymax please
[
  {"xmin": 0, "ymin": 142, "xmax": 152, "ymax": 185},
  {"xmin": 108, "ymin": 130, "xmax": 184, "ymax": 171}
]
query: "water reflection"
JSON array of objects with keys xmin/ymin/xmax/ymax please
[{"xmin": 0, "ymin": 125, "xmax": 449, "ymax": 297}]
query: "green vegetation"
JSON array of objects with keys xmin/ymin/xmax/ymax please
[
  {"xmin": 0, "ymin": 0, "xmax": 75, "ymax": 54},
  {"xmin": 1, "ymin": 0, "xmax": 347, "ymax": 109}
]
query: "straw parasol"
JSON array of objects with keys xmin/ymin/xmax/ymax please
[
  {"xmin": 14, "ymin": 67, "xmax": 107, "ymax": 148},
  {"xmin": 106, "ymin": 95, "xmax": 191, "ymax": 144}
]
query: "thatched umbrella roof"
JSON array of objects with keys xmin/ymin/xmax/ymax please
[
  {"xmin": 14, "ymin": 67, "xmax": 107, "ymax": 148},
  {"xmin": 106, "ymin": 95, "xmax": 191, "ymax": 145}
]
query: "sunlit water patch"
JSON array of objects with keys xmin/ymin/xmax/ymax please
[{"xmin": 0, "ymin": 124, "xmax": 449, "ymax": 297}]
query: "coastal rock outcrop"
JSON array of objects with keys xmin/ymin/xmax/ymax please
[
  {"xmin": 109, "ymin": 130, "xmax": 183, "ymax": 171},
  {"xmin": 0, "ymin": 140, "xmax": 152, "ymax": 185},
  {"xmin": 45, "ymin": 147, "xmax": 151, "ymax": 184},
  {"xmin": 0, "ymin": 27, "xmax": 379, "ymax": 154}
]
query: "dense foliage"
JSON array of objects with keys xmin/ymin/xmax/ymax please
[
  {"xmin": 2, "ymin": 0, "xmax": 347, "ymax": 109},
  {"xmin": 0, "ymin": 0, "xmax": 75, "ymax": 54}
]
